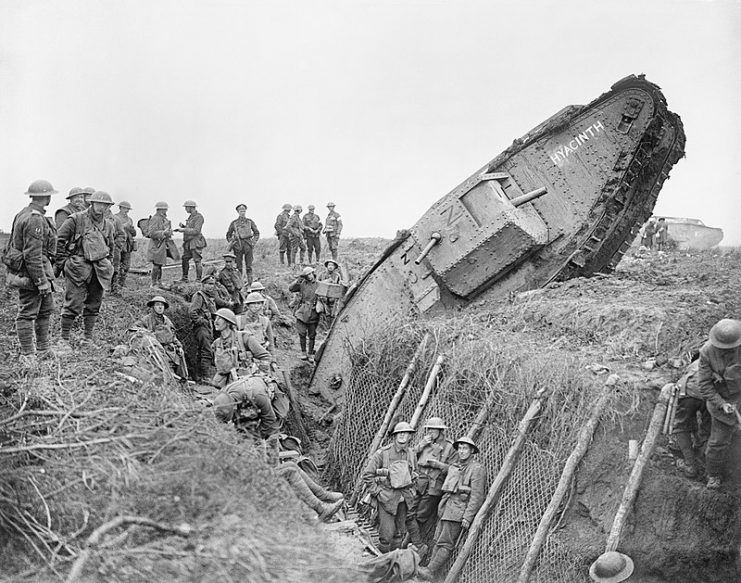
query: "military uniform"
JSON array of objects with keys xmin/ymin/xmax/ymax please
[
  {"xmin": 146, "ymin": 209, "xmax": 180, "ymax": 287},
  {"xmin": 9, "ymin": 201, "xmax": 57, "ymax": 356},
  {"xmin": 112, "ymin": 209, "xmax": 137, "ymax": 291},
  {"xmin": 362, "ymin": 442, "xmax": 423, "ymax": 553},
  {"xmin": 56, "ymin": 207, "xmax": 115, "ymax": 341},
  {"xmin": 288, "ymin": 273, "xmax": 320, "ymax": 359},
  {"xmin": 654, "ymin": 219, "xmax": 669, "ymax": 251},
  {"xmin": 238, "ymin": 309, "xmax": 275, "ymax": 354},
  {"xmin": 414, "ymin": 435, "xmax": 457, "ymax": 537},
  {"xmin": 211, "ymin": 328, "xmax": 271, "ymax": 388},
  {"xmin": 189, "ymin": 284, "xmax": 230, "ymax": 381},
  {"xmin": 218, "ymin": 263, "xmax": 244, "ymax": 314},
  {"xmin": 302, "ymin": 209, "xmax": 323, "ymax": 263},
  {"xmin": 214, "ymin": 375, "xmax": 283, "ymax": 438},
  {"xmin": 287, "ymin": 211, "xmax": 307, "ymax": 265},
  {"xmin": 641, "ymin": 220, "xmax": 656, "ymax": 249},
  {"xmin": 324, "ymin": 206, "xmax": 343, "ymax": 261},
  {"xmin": 226, "ymin": 215, "xmax": 259, "ymax": 283},
  {"xmin": 274, "ymin": 206, "xmax": 292, "ymax": 265},
  {"xmin": 180, "ymin": 210, "xmax": 207, "ymax": 281},
  {"xmin": 131, "ymin": 312, "xmax": 186, "ymax": 377},
  {"xmin": 671, "ymin": 360, "xmax": 711, "ymax": 476}
]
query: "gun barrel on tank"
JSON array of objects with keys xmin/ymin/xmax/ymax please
[{"xmin": 511, "ymin": 187, "xmax": 548, "ymax": 208}]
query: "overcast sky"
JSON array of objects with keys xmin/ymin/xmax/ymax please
[{"xmin": 1, "ymin": 0, "xmax": 739, "ymax": 244}]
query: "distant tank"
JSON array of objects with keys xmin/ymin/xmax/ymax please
[
  {"xmin": 654, "ymin": 217, "xmax": 723, "ymax": 250},
  {"xmin": 311, "ymin": 74, "xmax": 686, "ymax": 400}
]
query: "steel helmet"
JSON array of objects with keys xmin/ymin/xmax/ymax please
[
  {"xmin": 223, "ymin": 252, "xmax": 237, "ymax": 259},
  {"xmin": 293, "ymin": 205, "xmax": 303, "ymax": 212},
  {"xmin": 118, "ymin": 201, "xmax": 132, "ymax": 210},
  {"xmin": 213, "ymin": 392, "xmax": 237, "ymax": 422},
  {"xmin": 155, "ymin": 201, "xmax": 169, "ymax": 210},
  {"xmin": 282, "ymin": 203, "xmax": 293, "ymax": 211},
  {"xmin": 25, "ymin": 179, "xmax": 57, "ymax": 197},
  {"xmin": 308, "ymin": 204, "xmax": 315, "ymax": 211},
  {"xmin": 235, "ymin": 203, "xmax": 247, "ymax": 211},
  {"xmin": 183, "ymin": 200, "xmax": 197, "ymax": 207},
  {"xmin": 589, "ymin": 551, "xmax": 634, "ymax": 583},
  {"xmin": 201, "ymin": 272, "xmax": 215, "ymax": 283},
  {"xmin": 327, "ymin": 202, "xmax": 336, "ymax": 207},
  {"xmin": 392, "ymin": 421, "xmax": 415, "ymax": 435},
  {"xmin": 453, "ymin": 436, "xmax": 479, "ymax": 454},
  {"xmin": 424, "ymin": 417, "xmax": 447, "ymax": 430},
  {"xmin": 88, "ymin": 191, "xmax": 114, "ymax": 205},
  {"xmin": 300, "ymin": 266, "xmax": 315, "ymax": 277},
  {"xmin": 324, "ymin": 259, "xmax": 339, "ymax": 269},
  {"xmin": 215, "ymin": 308, "xmax": 237, "ymax": 326},
  {"xmin": 84, "ymin": 186, "xmax": 96, "ymax": 194},
  {"xmin": 709, "ymin": 319, "xmax": 741, "ymax": 349},
  {"xmin": 245, "ymin": 292, "xmax": 265, "ymax": 304},
  {"xmin": 67, "ymin": 187, "xmax": 84, "ymax": 199},
  {"xmin": 146, "ymin": 295, "xmax": 169, "ymax": 309},
  {"xmin": 249, "ymin": 281, "xmax": 266, "ymax": 292}
]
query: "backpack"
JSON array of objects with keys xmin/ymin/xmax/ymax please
[
  {"xmin": 2, "ymin": 214, "xmax": 25, "ymax": 273},
  {"xmin": 138, "ymin": 216, "xmax": 152, "ymax": 237},
  {"xmin": 264, "ymin": 376, "xmax": 290, "ymax": 420}
]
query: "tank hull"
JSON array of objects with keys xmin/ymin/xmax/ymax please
[
  {"xmin": 311, "ymin": 75, "xmax": 686, "ymax": 401},
  {"xmin": 663, "ymin": 217, "xmax": 723, "ymax": 250}
]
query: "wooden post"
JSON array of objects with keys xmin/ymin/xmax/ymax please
[
  {"xmin": 605, "ymin": 382, "xmax": 673, "ymax": 552},
  {"xmin": 516, "ymin": 374, "xmax": 619, "ymax": 583},
  {"xmin": 410, "ymin": 355, "xmax": 445, "ymax": 429},
  {"xmin": 348, "ymin": 333, "xmax": 430, "ymax": 504},
  {"xmin": 444, "ymin": 386, "xmax": 548, "ymax": 583}
]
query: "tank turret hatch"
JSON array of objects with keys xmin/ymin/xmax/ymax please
[{"xmin": 410, "ymin": 172, "xmax": 549, "ymax": 298}]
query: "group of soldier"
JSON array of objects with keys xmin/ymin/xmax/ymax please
[
  {"xmin": 274, "ymin": 202, "xmax": 343, "ymax": 266},
  {"xmin": 640, "ymin": 216, "xmax": 669, "ymax": 251}
]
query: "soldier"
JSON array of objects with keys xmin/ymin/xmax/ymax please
[
  {"xmin": 324, "ymin": 202, "xmax": 343, "ymax": 262},
  {"xmin": 417, "ymin": 436, "xmax": 486, "ymax": 581},
  {"xmin": 112, "ymin": 201, "xmax": 137, "ymax": 292},
  {"xmin": 654, "ymin": 217, "xmax": 669, "ymax": 251},
  {"xmin": 289, "ymin": 266, "xmax": 320, "ymax": 363},
  {"xmin": 238, "ymin": 292, "xmax": 275, "ymax": 354},
  {"xmin": 274, "ymin": 203, "xmax": 293, "ymax": 266},
  {"xmin": 54, "ymin": 187, "xmax": 88, "ymax": 229},
  {"xmin": 189, "ymin": 272, "xmax": 232, "ymax": 382},
  {"xmin": 218, "ymin": 252, "xmax": 244, "ymax": 314},
  {"xmin": 7, "ymin": 180, "xmax": 58, "ymax": 365},
  {"xmin": 317, "ymin": 259, "xmax": 346, "ymax": 328},
  {"xmin": 146, "ymin": 202, "xmax": 180, "ymax": 288},
  {"xmin": 174, "ymin": 200, "xmax": 207, "ymax": 282},
  {"xmin": 130, "ymin": 295, "xmax": 187, "ymax": 378},
  {"xmin": 698, "ymin": 318, "xmax": 741, "ymax": 490},
  {"xmin": 213, "ymin": 375, "xmax": 283, "ymax": 438},
  {"xmin": 414, "ymin": 417, "xmax": 457, "ymax": 540},
  {"xmin": 302, "ymin": 204, "xmax": 323, "ymax": 263},
  {"xmin": 82, "ymin": 187, "xmax": 96, "ymax": 208},
  {"xmin": 287, "ymin": 205, "xmax": 307, "ymax": 266},
  {"xmin": 640, "ymin": 217, "xmax": 657, "ymax": 249},
  {"xmin": 361, "ymin": 421, "xmax": 425, "ymax": 554},
  {"xmin": 210, "ymin": 308, "xmax": 272, "ymax": 388},
  {"xmin": 226, "ymin": 204, "xmax": 260, "ymax": 285},
  {"xmin": 670, "ymin": 360, "xmax": 711, "ymax": 478},
  {"xmin": 248, "ymin": 281, "xmax": 282, "ymax": 320},
  {"xmin": 56, "ymin": 191, "xmax": 116, "ymax": 347}
]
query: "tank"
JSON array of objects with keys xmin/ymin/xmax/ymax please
[
  {"xmin": 656, "ymin": 217, "xmax": 723, "ymax": 250},
  {"xmin": 310, "ymin": 74, "xmax": 686, "ymax": 401}
]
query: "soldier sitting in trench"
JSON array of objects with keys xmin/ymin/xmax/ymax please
[{"xmin": 129, "ymin": 295, "xmax": 188, "ymax": 379}]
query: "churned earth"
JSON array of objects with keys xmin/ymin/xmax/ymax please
[{"xmin": 1, "ymin": 238, "xmax": 740, "ymax": 582}]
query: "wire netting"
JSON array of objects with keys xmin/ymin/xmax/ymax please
[{"xmin": 326, "ymin": 321, "xmax": 609, "ymax": 582}]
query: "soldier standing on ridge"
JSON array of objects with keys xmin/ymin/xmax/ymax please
[
  {"xmin": 641, "ymin": 217, "xmax": 657, "ymax": 249},
  {"xmin": 274, "ymin": 203, "xmax": 293, "ymax": 266},
  {"xmin": 226, "ymin": 204, "xmax": 259, "ymax": 285},
  {"xmin": 175, "ymin": 200, "xmax": 207, "ymax": 282},
  {"xmin": 8, "ymin": 180, "xmax": 58, "ymax": 366},
  {"xmin": 418, "ymin": 436, "xmax": 486, "ymax": 581},
  {"xmin": 287, "ymin": 205, "xmax": 307, "ymax": 266},
  {"xmin": 112, "ymin": 201, "xmax": 137, "ymax": 292},
  {"xmin": 146, "ymin": 202, "xmax": 179, "ymax": 288},
  {"xmin": 654, "ymin": 217, "xmax": 669, "ymax": 251},
  {"xmin": 324, "ymin": 202, "xmax": 342, "ymax": 261},
  {"xmin": 414, "ymin": 417, "xmax": 457, "ymax": 541},
  {"xmin": 55, "ymin": 187, "xmax": 88, "ymax": 229},
  {"xmin": 361, "ymin": 421, "xmax": 425, "ymax": 554},
  {"xmin": 303, "ymin": 204, "xmax": 323, "ymax": 264},
  {"xmin": 698, "ymin": 318, "xmax": 741, "ymax": 490},
  {"xmin": 56, "ymin": 191, "xmax": 116, "ymax": 348}
]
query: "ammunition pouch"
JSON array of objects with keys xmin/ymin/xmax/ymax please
[{"xmin": 2, "ymin": 246, "xmax": 25, "ymax": 273}]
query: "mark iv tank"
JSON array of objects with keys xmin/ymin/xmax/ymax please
[{"xmin": 311, "ymin": 74, "xmax": 686, "ymax": 401}]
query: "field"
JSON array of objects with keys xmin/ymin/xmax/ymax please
[{"xmin": 1, "ymin": 236, "xmax": 740, "ymax": 582}]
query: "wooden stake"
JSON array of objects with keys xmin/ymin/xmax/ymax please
[
  {"xmin": 444, "ymin": 386, "xmax": 548, "ymax": 583},
  {"xmin": 348, "ymin": 332, "xmax": 430, "ymax": 504},
  {"xmin": 517, "ymin": 374, "xmax": 619, "ymax": 583},
  {"xmin": 605, "ymin": 382, "xmax": 673, "ymax": 552},
  {"xmin": 410, "ymin": 354, "xmax": 445, "ymax": 430}
]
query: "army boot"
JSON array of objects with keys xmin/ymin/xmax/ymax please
[
  {"xmin": 181, "ymin": 259, "xmax": 190, "ymax": 282},
  {"xmin": 280, "ymin": 251, "xmax": 285, "ymax": 265},
  {"xmin": 118, "ymin": 271, "xmax": 127, "ymax": 290},
  {"xmin": 285, "ymin": 469, "xmax": 343, "ymax": 522},
  {"xmin": 151, "ymin": 265, "xmax": 162, "ymax": 288},
  {"xmin": 34, "ymin": 317, "xmax": 51, "ymax": 354},
  {"xmin": 302, "ymin": 472, "xmax": 344, "ymax": 503},
  {"xmin": 417, "ymin": 547, "xmax": 451, "ymax": 580},
  {"xmin": 16, "ymin": 320, "xmax": 36, "ymax": 356},
  {"xmin": 83, "ymin": 316, "xmax": 97, "ymax": 341},
  {"xmin": 675, "ymin": 431, "xmax": 698, "ymax": 477},
  {"xmin": 194, "ymin": 261, "xmax": 203, "ymax": 282}
]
